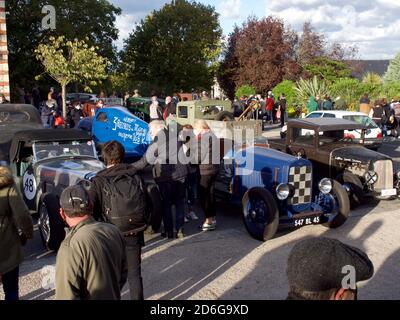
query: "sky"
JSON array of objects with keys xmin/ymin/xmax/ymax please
[{"xmin": 112, "ymin": 0, "xmax": 400, "ymax": 60}]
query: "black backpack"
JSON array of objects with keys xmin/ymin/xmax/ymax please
[{"xmin": 101, "ymin": 174, "xmax": 148, "ymax": 235}]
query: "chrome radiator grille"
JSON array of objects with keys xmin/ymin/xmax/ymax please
[{"xmin": 373, "ymin": 160, "xmax": 393, "ymax": 192}]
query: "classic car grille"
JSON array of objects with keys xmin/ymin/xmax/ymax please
[
  {"xmin": 373, "ymin": 160, "xmax": 393, "ymax": 192},
  {"xmin": 288, "ymin": 166, "xmax": 312, "ymax": 205}
]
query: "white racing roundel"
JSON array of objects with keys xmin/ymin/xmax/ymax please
[{"xmin": 23, "ymin": 171, "xmax": 37, "ymax": 201}]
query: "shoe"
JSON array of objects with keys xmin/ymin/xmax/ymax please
[
  {"xmin": 201, "ymin": 220, "xmax": 216, "ymax": 231},
  {"xmin": 184, "ymin": 216, "xmax": 189, "ymax": 223},
  {"xmin": 175, "ymin": 229, "xmax": 185, "ymax": 239},
  {"xmin": 188, "ymin": 211, "xmax": 199, "ymax": 220},
  {"xmin": 161, "ymin": 231, "xmax": 174, "ymax": 239}
]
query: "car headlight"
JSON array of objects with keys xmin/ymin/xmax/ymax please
[
  {"xmin": 365, "ymin": 171, "xmax": 378, "ymax": 185},
  {"xmin": 276, "ymin": 183, "xmax": 290, "ymax": 200},
  {"xmin": 319, "ymin": 178, "xmax": 332, "ymax": 194}
]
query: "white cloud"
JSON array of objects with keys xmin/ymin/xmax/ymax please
[
  {"xmin": 115, "ymin": 13, "xmax": 141, "ymax": 49},
  {"xmin": 219, "ymin": 0, "xmax": 242, "ymax": 19},
  {"xmin": 265, "ymin": 0, "xmax": 400, "ymax": 59}
]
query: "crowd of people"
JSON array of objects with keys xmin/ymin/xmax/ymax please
[{"xmin": 369, "ymin": 97, "xmax": 400, "ymax": 138}]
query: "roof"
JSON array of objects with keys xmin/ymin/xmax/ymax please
[
  {"xmin": 287, "ymin": 118, "xmax": 367, "ymax": 131},
  {"xmin": 350, "ymin": 60, "xmax": 390, "ymax": 79},
  {"xmin": 10, "ymin": 129, "xmax": 91, "ymax": 162},
  {"xmin": 0, "ymin": 104, "xmax": 42, "ymax": 124}
]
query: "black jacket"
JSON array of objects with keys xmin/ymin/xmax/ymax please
[
  {"xmin": 197, "ymin": 131, "xmax": 220, "ymax": 176},
  {"xmin": 132, "ymin": 128, "xmax": 188, "ymax": 183},
  {"xmin": 90, "ymin": 164, "xmax": 140, "ymax": 221}
]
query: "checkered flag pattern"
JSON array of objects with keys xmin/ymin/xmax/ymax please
[{"xmin": 288, "ymin": 166, "xmax": 312, "ymax": 205}]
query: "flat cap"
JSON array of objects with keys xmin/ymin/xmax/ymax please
[
  {"xmin": 60, "ymin": 185, "xmax": 91, "ymax": 214},
  {"xmin": 287, "ymin": 237, "xmax": 374, "ymax": 292}
]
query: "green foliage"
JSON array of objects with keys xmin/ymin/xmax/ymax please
[
  {"xmin": 7, "ymin": 0, "xmax": 121, "ymax": 94},
  {"xmin": 380, "ymin": 82, "xmax": 400, "ymax": 100},
  {"xmin": 35, "ymin": 36, "xmax": 110, "ymax": 117},
  {"xmin": 384, "ymin": 52, "xmax": 400, "ymax": 83},
  {"xmin": 272, "ymin": 80, "xmax": 296, "ymax": 110},
  {"xmin": 235, "ymin": 85, "xmax": 256, "ymax": 98},
  {"xmin": 329, "ymin": 78, "xmax": 365, "ymax": 111},
  {"xmin": 121, "ymin": 0, "xmax": 222, "ymax": 94},
  {"xmin": 295, "ymin": 76, "xmax": 329, "ymax": 107},
  {"xmin": 304, "ymin": 57, "xmax": 352, "ymax": 84}
]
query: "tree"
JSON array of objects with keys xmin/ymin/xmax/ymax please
[
  {"xmin": 272, "ymin": 80, "xmax": 296, "ymax": 113},
  {"xmin": 304, "ymin": 57, "xmax": 352, "ymax": 84},
  {"xmin": 384, "ymin": 52, "xmax": 400, "ymax": 83},
  {"xmin": 330, "ymin": 78, "xmax": 364, "ymax": 111},
  {"xmin": 295, "ymin": 76, "xmax": 329, "ymax": 108},
  {"xmin": 231, "ymin": 16, "xmax": 301, "ymax": 93},
  {"xmin": 235, "ymin": 85, "xmax": 256, "ymax": 98},
  {"xmin": 121, "ymin": 0, "xmax": 222, "ymax": 94},
  {"xmin": 35, "ymin": 36, "xmax": 110, "ymax": 118},
  {"xmin": 6, "ymin": 0, "xmax": 121, "ymax": 95},
  {"xmin": 297, "ymin": 22, "xmax": 325, "ymax": 66},
  {"xmin": 217, "ymin": 27, "xmax": 240, "ymax": 100}
]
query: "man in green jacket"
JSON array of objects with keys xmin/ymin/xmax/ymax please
[
  {"xmin": 55, "ymin": 185, "xmax": 128, "ymax": 300},
  {"xmin": 0, "ymin": 166, "xmax": 34, "ymax": 300},
  {"xmin": 306, "ymin": 96, "xmax": 318, "ymax": 114}
]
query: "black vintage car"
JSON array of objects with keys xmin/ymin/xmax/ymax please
[
  {"xmin": 0, "ymin": 104, "xmax": 43, "ymax": 163},
  {"xmin": 270, "ymin": 118, "xmax": 400, "ymax": 208},
  {"xmin": 9, "ymin": 129, "xmax": 162, "ymax": 250}
]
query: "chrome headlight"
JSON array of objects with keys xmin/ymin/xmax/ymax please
[
  {"xmin": 318, "ymin": 178, "xmax": 332, "ymax": 194},
  {"xmin": 276, "ymin": 183, "xmax": 290, "ymax": 200},
  {"xmin": 365, "ymin": 171, "xmax": 378, "ymax": 185}
]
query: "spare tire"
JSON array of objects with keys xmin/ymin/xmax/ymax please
[{"xmin": 215, "ymin": 111, "xmax": 234, "ymax": 121}]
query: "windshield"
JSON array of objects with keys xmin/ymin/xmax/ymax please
[
  {"xmin": 0, "ymin": 111, "xmax": 30, "ymax": 123},
  {"xmin": 318, "ymin": 130, "xmax": 360, "ymax": 146},
  {"xmin": 33, "ymin": 140, "xmax": 97, "ymax": 161},
  {"xmin": 343, "ymin": 115, "xmax": 378, "ymax": 128}
]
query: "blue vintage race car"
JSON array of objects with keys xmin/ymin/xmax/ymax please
[
  {"xmin": 216, "ymin": 143, "xmax": 350, "ymax": 241},
  {"xmin": 92, "ymin": 106, "xmax": 151, "ymax": 159}
]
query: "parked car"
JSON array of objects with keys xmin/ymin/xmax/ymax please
[
  {"xmin": 0, "ymin": 104, "xmax": 43, "ymax": 163},
  {"xmin": 8, "ymin": 128, "xmax": 161, "ymax": 250},
  {"xmin": 270, "ymin": 118, "xmax": 399, "ymax": 208},
  {"xmin": 92, "ymin": 106, "xmax": 151, "ymax": 160},
  {"xmin": 215, "ymin": 140, "xmax": 350, "ymax": 241},
  {"xmin": 66, "ymin": 93, "xmax": 97, "ymax": 105},
  {"xmin": 280, "ymin": 111, "xmax": 382, "ymax": 150}
]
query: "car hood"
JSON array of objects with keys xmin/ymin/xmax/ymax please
[
  {"xmin": 36, "ymin": 158, "xmax": 105, "ymax": 184},
  {"xmin": 331, "ymin": 146, "xmax": 389, "ymax": 164}
]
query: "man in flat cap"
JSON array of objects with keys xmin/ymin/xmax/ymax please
[
  {"xmin": 55, "ymin": 185, "xmax": 128, "ymax": 300},
  {"xmin": 286, "ymin": 237, "xmax": 374, "ymax": 300}
]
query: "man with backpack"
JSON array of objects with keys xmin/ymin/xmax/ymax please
[{"xmin": 90, "ymin": 141, "xmax": 147, "ymax": 300}]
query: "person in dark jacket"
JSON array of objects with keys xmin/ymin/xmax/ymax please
[
  {"xmin": 194, "ymin": 120, "xmax": 220, "ymax": 231},
  {"xmin": 132, "ymin": 120, "xmax": 188, "ymax": 238},
  {"xmin": 90, "ymin": 141, "xmax": 144, "ymax": 300},
  {"xmin": 322, "ymin": 96, "xmax": 333, "ymax": 110},
  {"xmin": 0, "ymin": 166, "xmax": 34, "ymax": 300},
  {"xmin": 286, "ymin": 237, "xmax": 373, "ymax": 300},
  {"xmin": 68, "ymin": 102, "xmax": 84, "ymax": 128},
  {"xmin": 56, "ymin": 185, "xmax": 127, "ymax": 300},
  {"xmin": 41, "ymin": 99, "xmax": 57, "ymax": 128},
  {"xmin": 278, "ymin": 94, "xmax": 287, "ymax": 127}
]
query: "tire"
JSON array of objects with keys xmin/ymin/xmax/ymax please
[
  {"xmin": 145, "ymin": 183, "xmax": 163, "ymax": 232},
  {"xmin": 337, "ymin": 172, "xmax": 364, "ymax": 209},
  {"xmin": 215, "ymin": 111, "xmax": 234, "ymax": 121},
  {"xmin": 322, "ymin": 180, "xmax": 350, "ymax": 229},
  {"xmin": 38, "ymin": 193, "xmax": 66, "ymax": 251},
  {"xmin": 242, "ymin": 187, "xmax": 279, "ymax": 241}
]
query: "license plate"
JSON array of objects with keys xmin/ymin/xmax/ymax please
[
  {"xmin": 294, "ymin": 216, "xmax": 320, "ymax": 227},
  {"xmin": 381, "ymin": 189, "xmax": 397, "ymax": 197}
]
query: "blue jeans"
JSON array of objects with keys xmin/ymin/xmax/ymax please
[
  {"xmin": 2, "ymin": 266, "xmax": 19, "ymax": 301},
  {"xmin": 158, "ymin": 179, "xmax": 186, "ymax": 233}
]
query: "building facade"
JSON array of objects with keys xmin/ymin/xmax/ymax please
[{"xmin": 0, "ymin": 0, "xmax": 9, "ymax": 100}]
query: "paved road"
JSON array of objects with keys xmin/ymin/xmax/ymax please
[{"xmin": 1, "ymin": 127, "xmax": 400, "ymax": 300}]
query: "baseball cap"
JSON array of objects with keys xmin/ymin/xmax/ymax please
[
  {"xmin": 60, "ymin": 185, "xmax": 91, "ymax": 214},
  {"xmin": 287, "ymin": 237, "xmax": 374, "ymax": 292}
]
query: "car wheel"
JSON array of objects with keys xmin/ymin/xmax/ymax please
[
  {"xmin": 215, "ymin": 111, "xmax": 234, "ymax": 121},
  {"xmin": 146, "ymin": 183, "xmax": 163, "ymax": 233},
  {"xmin": 242, "ymin": 187, "xmax": 279, "ymax": 241},
  {"xmin": 38, "ymin": 193, "xmax": 66, "ymax": 251},
  {"xmin": 337, "ymin": 172, "xmax": 364, "ymax": 209},
  {"xmin": 321, "ymin": 180, "xmax": 350, "ymax": 229}
]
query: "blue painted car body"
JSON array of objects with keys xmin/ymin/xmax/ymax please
[
  {"xmin": 216, "ymin": 145, "xmax": 338, "ymax": 230},
  {"xmin": 92, "ymin": 106, "xmax": 151, "ymax": 159}
]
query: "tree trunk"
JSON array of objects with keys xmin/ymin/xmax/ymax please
[{"xmin": 62, "ymin": 84, "xmax": 67, "ymax": 119}]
